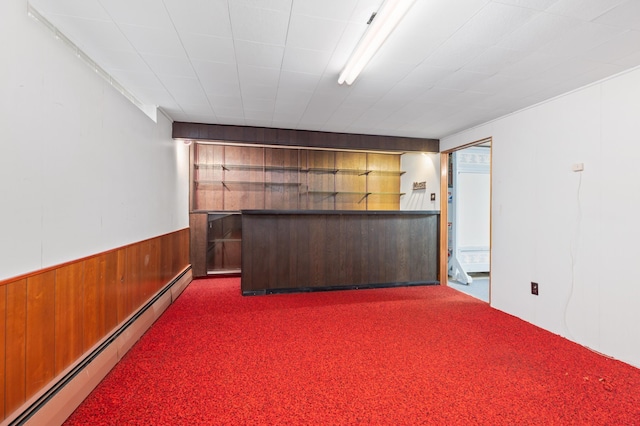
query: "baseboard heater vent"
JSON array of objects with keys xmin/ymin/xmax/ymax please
[{"xmin": 8, "ymin": 267, "xmax": 191, "ymax": 426}]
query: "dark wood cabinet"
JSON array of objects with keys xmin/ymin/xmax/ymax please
[{"xmin": 241, "ymin": 210, "xmax": 440, "ymax": 295}]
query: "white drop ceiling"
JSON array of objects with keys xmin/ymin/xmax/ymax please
[{"xmin": 28, "ymin": 0, "xmax": 640, "ymax": 139}]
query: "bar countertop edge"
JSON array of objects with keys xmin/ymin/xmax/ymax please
[{"xmin": 241, "ymin": 210, "xmax": 440, "ymax": 215}]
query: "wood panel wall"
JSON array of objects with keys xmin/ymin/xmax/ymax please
[{"xmin": 0, "ymin": 229, "xmax": 189, "ymax": 422}]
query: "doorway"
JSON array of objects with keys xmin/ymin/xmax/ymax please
[{"xmin": 440, "ymin": 139, "xmax": 491, "ymax": 302}]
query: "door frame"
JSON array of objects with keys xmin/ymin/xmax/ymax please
[{"xmin": 439, "ymin": 137, "xmax": 492, "ymax": 302}]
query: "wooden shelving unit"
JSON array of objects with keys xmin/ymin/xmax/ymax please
[
  {"xmin": 189, "ymin": 143, "xmax": 405, "ymax": 277},
  {"xmin": 191, "ymin": 144, "xmax": 404, "ymax": 212}
]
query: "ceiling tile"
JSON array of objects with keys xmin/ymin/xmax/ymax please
[
  {"xmin": 613, "ymin": 50, "xmax": 640, "ymax": 68},
  {"xmin": 282, "ymin": 47, "xmax": 332, "ymax": 74},
  {"xmin": 234, "ymin": 0, "xmax": 292, "ymax": 13},
  {"xmin": 448, "ymin": 2, "xmax": 540, "ymax": 47},
  {"xmin": 241, "ymin": 83, "xmax": 278, "ymax": 99},
  {"xmin": 463, "ymin": 46, "xmax": 529, "ymax": 74},
  {"xmin": 286, "ymin": 14, "xmax": 347, "ymax": 51},
  {"xmin": 189, "ymin": 113, "xmax": 218, "ymax": 123},
  {"xmin": 229, "ymin": 2, "xmax": 290, "ymax": 45},
  {"xmin": 243, "ymin": 97, "xmax": 276, "ymax": 112},
  {"xmin": 191, "ymin": 60, "xmax": 239, "ymax": 94},
  {"xmin": 100, "ymin": 0, "xmax": 173, "ymax": 28},
  {"xmin": 213, "ymin": 116, "xmax": 247, "ymax": 126},
  {"xmin": 442, "ymin": 90, "xmax": 494, "ymax": 108},
  {"xmin": 323, "ymin": 106, "xmax": 365, "ymax": 128},
  {"xmin": 489, "ymin": 77, "xmax": 553, "ymax": 99},
  {"xmin": 293, "ymin": 0, "xmax": 358, "ymax": 20},
  {"xmin": 468, "ymin": 73, "xmax": 523, "ymax": 94},
  {"xmin": 497, "ymin": 12, "xmax": 581, "ymax": 51},
  {"xmin": 529, "ymin": 58, "xmax": 600, "ymax": 82},
  {"xmin": 181, "ymin": 104, "xmax": 213, "ymax": 116},
  {"xmin": 158, "ymin": 77, "xmax": 207, "ymax": 101},
  {"xmin": 214, "ymin": 106, "xmax": 245, "ymax": 117},
  {"xmin": 499, "ymin": 51, "xmax": 566, "ymax": 78},
  {"xmin": 173, "ymin": 89, "xmax": 210, "ymax": 108},
  {"xmin": 238, "ymin": 65, "xmax": 280, "ymax": 87},
  {"xmin": 30, "ymin": 0, "xmax": 110, "ymax": 21},
  {"xmin": 163, "ymin": 0, "xmax": 232, "ymax": 37},
  {"xmin": 401, "ymin": 64, "xmax": 456, "ymax": 87},
  {"xmin": 537, "ymin": 22, "xmax": 627, "ymax": 57},
  {"xmin": 193, "ymin": 60, "xmax": 237, "ymax": 82},
  {"xmin": 492, "ymin": 0, "xmax": 559, "ymax": 10},
  {"xmin": 142, "ymin": 53, "xmax": 195, "ymax": 78},
  {"xmin": 277, "ymin": 71, "xmax": 322, "ymax": 92},
  {"xmin": 594, "ymin": 1, "xmax": 640, "ymax": 31},
  {"xmin": 355, "ymin": 57, "xmax": 416, "ymax": 85},
  {"xmin": 181, "ymin": 33, "xmax": 235, "ymax": 63},
  {"xmin": 435, "ymin": 70, "xmax": 493, "ymax": 91},
  {"xmin": 207, "ymin": 95, "xmax": 244, "ymax": 109},
  {"xmin": 424, "ymin": 38, "xmax": 488, "ymax": 69},
  {"xmin": 578, "ymin": 31, "xmax": 640, "ymax": 64},
  {"xmin": 546, "ymin": 0, "xmax": 627, "ymax": 21},
  {"xmin": 235, "ymin": 40, "xmax": 285, "ymax": 68},
  {"xmin": 118, "ymin": 25, "xmax": 184, "ymax": 56},
  {"xmin": 341, "ymin": 94, "xmax": 382, "ymax": 109},
  {"xmin": 402, "ymin": 0, "xmax": 490, "ymax": 38}
]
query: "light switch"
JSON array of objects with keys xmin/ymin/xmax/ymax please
[{"xmin": 572, "ymin": 163, "xmax": 584, "ymax": 172}]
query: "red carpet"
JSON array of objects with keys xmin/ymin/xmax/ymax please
[{"xmin": 65, "ymin": 278, "xmax": 640, "ymax": 425}]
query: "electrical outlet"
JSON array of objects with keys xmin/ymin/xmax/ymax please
[{"xmin": 531, "ymin": 282, "xmax": 539, "ymax": 295}]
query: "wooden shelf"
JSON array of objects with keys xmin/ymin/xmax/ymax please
[
  {"xmin": 196, "ymin": 180, "xmax": 301, "ymax": 187},
  {"xmin": 196, "ymin": 163, "xmax": 304, "ymax": 172},
  {"xmin": 191, "ymin": 144, "xmax": 404, "ymax": 211},
  {"xmin": 305, "ymin": 191, "xmax": 405, "ymax": 196}
]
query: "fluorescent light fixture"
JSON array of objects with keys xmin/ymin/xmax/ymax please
[{"xmin": 338, "ymin": 0, "xmax": 416, "ymax": 85}]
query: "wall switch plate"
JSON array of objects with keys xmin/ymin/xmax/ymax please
[
  {"xmin": 531, "ymin": 282, "xmax": 539, "ymax": 295},
  {"xmin": 430, "ymin": 193, "xmax": 436, "ymax": 201}
]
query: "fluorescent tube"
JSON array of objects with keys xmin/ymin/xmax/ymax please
[{"xmin": 338, "ymin": 0, "xmax": 416, "ymax": 85}]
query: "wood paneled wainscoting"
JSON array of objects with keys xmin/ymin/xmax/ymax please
[{"xmin": 0, "ymin": 229, "xmax": 191, "ymax": 425}]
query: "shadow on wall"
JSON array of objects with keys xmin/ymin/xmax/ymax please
[{"xmin": 404, "ymin": 192, "xmax": 430, "ymax": 209}]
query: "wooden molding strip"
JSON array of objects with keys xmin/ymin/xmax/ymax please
[
  {"xmin": 172, "ymin": 122, "xmax": 439, "ymax": 153},
  {"xmin": 439, "ymin": 154, "xmax": 449, "ymax": 285}
]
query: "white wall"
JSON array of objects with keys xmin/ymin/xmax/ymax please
[
  {"xmin": 441, "ymin": 66, "xmax": 640, "ymax": 368},
  {"xmin": 0, "ymin": 1, "xmax": 189, "ymax": 281},
  {"xmin": 400, "ymin": 152, "xmax": 440, "ymax": 210}
]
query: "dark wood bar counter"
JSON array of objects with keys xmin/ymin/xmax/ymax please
[{"xmin": 241, "ymin": 210, "xmax": 440, "ymax": 295}]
